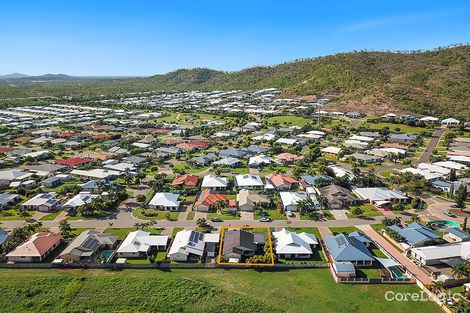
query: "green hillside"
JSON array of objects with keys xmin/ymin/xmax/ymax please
[{"xmin": 1, "ymin": 45, "xmax": 469, "ymax": 118}]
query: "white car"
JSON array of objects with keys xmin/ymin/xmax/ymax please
[{"xmin": 286, "ymin": 211, "xmax": 293, "ymax": 217}]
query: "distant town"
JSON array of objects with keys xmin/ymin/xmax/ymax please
[{"xmin": 0, "ymin": 88, "xmax": 469, "ymax": 312}]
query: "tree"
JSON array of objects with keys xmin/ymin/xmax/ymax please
[
  {"xmin": 350, "ymin": 206, "xmax": 364, "ymax": 217},
  {"xmin": 410, "ymin": 214, "xmax": 421, "ymax": 223},
  {"xmin": 452, "ymin": 261, "xmax": 470, "ymax": 279},
  {"xmin": 429, "ymin": 281, "xmax": 444, "ymax": 294},
  {"xmin": 214, "ymin": 200, "xmax": 226, "ymax": 214},
  {"xmin": 463, "ymin": 217, "xmax": 468, "ymax": 232},
  {"xmin": 455, "ymin": 184, "xmax": 467, "ymax": 212},
  {"xmin": 136, "ymin": 194, "xmax": 147, "ymax": 207},
  {"xmin": 196, "ymin": 218, "xmax": 207, "ymax": 228},
  {"xmin": 448, "ymin": 169, "xmax": 457, "ymax": 182},
  {"xmin": 59, "ymin": 220, "xmax": 72, "ymax": 238}
]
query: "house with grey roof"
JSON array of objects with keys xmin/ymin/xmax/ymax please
[
  {"xmin": 219, "ymin": 149, "xmax": 247, "ymax": 158},
  {"xmin": 387, "ymin": 222, "xmax": 441, "ymax": 247},
  {"xmin": 444, "ymin": 228, "xmax": 470, "ymax": 243},
  {"xmin": 323, "ymin": 233, "xmax": 375, "ymax": 265},
  {"xmin": 221, "ymin": 229, "xmax": 265, "ymax": 262},
  {"xmin": 0, "ymin": 192, "xmax": 20, "ymax": 209},
  {"xmin": 59, "ymin": 229, "xmax": 118, "ymax": 263}
]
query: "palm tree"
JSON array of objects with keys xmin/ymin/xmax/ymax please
[
  {"xmin": 429, "ymin": 281, "xmax": 444, "ymax": 294},
  {"xmin": 452, "ymin": 262, "xmax": 470, "ymax": 279},
  {"xmin": 214, "ymin": 200, "xmax": 226, "ymax": 214},
  {"xmin": 59, "ymin": 220, "xmax": 72, "ymax": 238},
  {"xmin": 410, "ymin": 214, "xmax": 421, "ymax": 223}
]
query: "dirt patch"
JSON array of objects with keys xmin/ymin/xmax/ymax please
[{"xmin": 449, "ymin": 209, "xmax": 470, "ymax": 218}]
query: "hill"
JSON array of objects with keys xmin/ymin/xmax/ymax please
[{"xmin": 0, "ymin": 45, "xmax": 469, "ymax": 117}]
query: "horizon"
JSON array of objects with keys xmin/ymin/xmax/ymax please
[
  {"xmin": 1, "ymin": 0, "xmax": 470, "ymax": 76},
  {"xmin": 1, "ymin": 43, "xmax": 469, "ymax": 77}
]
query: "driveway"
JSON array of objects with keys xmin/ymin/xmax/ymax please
[
  {"xmin": 240, "ymin": 211, "xmax": 254, "ymax": 220},
  {"xmin": 330, "ymin": 209, "xmax": 348, "ymax": 220}
]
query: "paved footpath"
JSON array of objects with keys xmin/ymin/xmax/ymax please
[{"xmin": 357, "ymin": 224, "xmax": 433, "ymax": 285}]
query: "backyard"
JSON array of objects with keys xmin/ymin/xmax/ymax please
[{"xmin": 0, "ymin": 269, "xmax": 442, "ymax": 313}]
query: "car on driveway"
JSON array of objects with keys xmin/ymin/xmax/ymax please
[
  {"xmin": 444, "ymin": 210, "xmax": 457, "ymax": 218},
  {"xmin": 260, "ymin": 217, "xmax": 272, "ymax": 222},
  {"xmin": 211, "ymin": 217, "xmax": 223, "ymax": 222}
]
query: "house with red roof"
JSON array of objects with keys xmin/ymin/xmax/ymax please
[
  {"xmin": 6, "ymin": 232, "xmax": 62, "ymax": 262},
  {"xmin": 55, "ymin": 157, "xmax": 91, "ymax": 167},
  {"xmin": 265, "ymin": 174, "xmax": 299, "ymax": 191},
  {"xmin": 93, "ymin": 133, "xmax": 110, "ymax": 140},
  {"xmin": 275, "ymin": 153, "xmax": 304, "ymax": 164},
  {"xmin": 193, "ymin": 189, "xmax": 235, "ymax": 212},
  {"xmin": 57, "ymin": 131, "xmax": 75, "ymax": 138},
  {"xmin": 171, "ymin": 174, "xmax": 199, "ymax": 188},
  {"xmin": 0, "ymin": 147, "xmax": 15, "ymax": 154}
]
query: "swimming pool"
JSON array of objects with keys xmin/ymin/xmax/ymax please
[
  {"xmin": 389, "ymin": 266, "xmax": 405, "ymax": 279},
  {"xmin": 428, "ymin": 220, "xmax": 460, "ymax": 229},
  {"xmin": 99, "ymin": 250, "xmax": 114, "ymax": 263}
]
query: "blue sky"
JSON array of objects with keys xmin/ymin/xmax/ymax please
[{"xmin": 1, "ymin": 0, "xmax": 470, "ymax": 76}]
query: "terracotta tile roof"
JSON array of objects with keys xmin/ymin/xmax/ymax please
[
  {"xmin": 194, "ymin": 189, "xmax": 227, "ymax": 208},
  {"xmin": 0, "ymin": 146, "xmax": 15, "ymax": 154},
  {"xmin": 6, "ymin": 232, "xmax": 62, "ymax": 257},
  {"xmin": 275, "ymin": 153, "xmax": 303, "ymax": 162},
  {"xmin": 14, "ymin": 136, "xmax": 33, "ymax": 143},
  {"xmin": 171, "ymin": 174, "xmax": 199, "ymax": 187},
  {"xmin": 55, "ymin": 157, "xmax": 91, "ymax": 166},
  {"xmin": 265, "ymin": 174, "xmax": 299, "ymax": 187}
]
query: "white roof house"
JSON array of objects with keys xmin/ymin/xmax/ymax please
[
  {"xmin": 234, "ymin": 174, "xmax": 264, "ymax": 189},
  {"xmin": 116, "ymin": 230, "xmax": 168, "ymax": 257},
  {"xmin": 433, "ymin": 161, "xmax": 467, "ymax": 171},
  {"xmin": 0, "ymin": 170, "xmax": 32, "ymax": 183},
  {"xmin": 21, "ymin": 192, "xmax": 60, "ymax": 212},
  {"xmin": 62, "ymin": 192, "xmax": 98, "ymax": 209},
  {"xmin": 419, "ymin": 116, "xmax": 439, "ymax": 122},
  {"xmin": 70, "ymin": 168, "xmax": 121, "ymax": 179},
  {"xmin": 409, "ymin": 242, "xmax": 470, "ymax": 266},
  {"xmin": 328, "ymin": 165, "xmax": 354, "ymax": 179},
  {"xmin": 352, "ymin": 187, "xmax": 408, "ymax": 203},
  {"xmin": 168, "ymin": 230, "xmax": 206, "ymax": 261},
  {"xmin": 273, "ymin": 228, "xmax": 318, "ymax": 257},
  {"xmin": 417, "ymin": 163, "xmax": 451, "ymax": 175},
  {"xmin": 148, "ymin": 192, "xmax": 180, "ymax": 211},
  {"xmin": 275, "ymin": 138, "xmax": 298, "ymax": 146},
  {"xmin": 349, "ymin": 135, "xmax": 375, "ymax": 142},
  {"xmin": 248, "ymin": 154, "xmax": 272, "ymax": 168},
  {"xmin": 400, "ymin": 168, "xmax": 444, "ymax": 181},
  {"xmin": 252, "ymin": 133, "xmax": 275, "ymax": 141},
  {"xmin": 103, "ymin": 162, "xmax": 137, "ymax": 172},
  {"xmin": 201, "ymin": 174, "xmax": 229, "ymax": 189},
  {"xmin": 279, "ymin": 191, "xmax": 312, "ymax": 212},
  {"xmin": 441, "ymin": 118, "xmax": 460, "ymax": 125},
  {"xmin": 321, "ymin": 146, "xmax": 341, "ymax": 155}
]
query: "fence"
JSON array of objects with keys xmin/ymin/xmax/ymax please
[{"xmin": 0, "ymin": 262, "xmax": 328, "ymax": 270}]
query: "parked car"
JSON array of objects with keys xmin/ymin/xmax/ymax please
[
  {"xmin": 211, "ymin": 217, "xmax": 223, "ymax": 222},
  {"xmin": 444, "ymin": 210, "xmax": 457, "ymax": 218},
  {"xmin": 260, "ymin": 217, "xmax": 272, "ymax": 222},
  {"xmin": 450, "ymin": 203, "xmax": 458, "ymax": 208},
  {"xmin": 286, "ymin": 211, "xmax": 293, "ymax": 217}
]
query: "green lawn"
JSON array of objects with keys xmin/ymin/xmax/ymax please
[
  {"xmin": 0, "ymin": 209, "xmax": 32, "ymax": 220},
  {"xmin": 134, "ymin": 208, "xmax": 180, "ymax": 221},
  {"xmin": 254, "ymin": 209, "xmax": 287, "ymax": 220},
  {"xmin": 347, "ymin": 204, "xmax": 383, "ymax": 218},
  {"xmin": 207, "ymin": 212, "xmax": 240, "ymax": 220},
  {"xmin": 69, "ymin": 228, "xmax": 93, "ymax": 238},
  {"xmin": 39, "ymin": 210, "xmax": 62, "ymax": 221},
  {"xmin": 186, "ymin": 211, "xmax": 195, "ymax": 220},
  {"xmin": 357, "ymin": 121, "xmax": 431, "ymax": 135},
  {"xmin": 329, "ymin": 226, "xmax": 359, "ymax": 235},
  {"xmin": 356, "ymin": 268, "xmax": 383, "ymax": 279},
  {"xmin": 369, "ymin": 246, "xmax": 388, "ymax": 258},
  {"xmin": 0, "ymin": 269, "xmax": 441, "ymax": 313},
  {"xmin": 266, "ymin": 115, "xmax": 310, "ymax": 127},
  {"xmin": 321, "ymin": 210, "xmax": 335, "ymax": 220},
  {"xmin": 103, "ymin": 227, "xmax": 163, "ymax": 240}
]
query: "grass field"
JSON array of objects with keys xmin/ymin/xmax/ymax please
[
  {"xmin": 329, "ymin": 226, "xmax": 359, "ymax": 235},
  {"xmin": 0, "ymin": 209, "xmax": 32, "ymax": 220},
  {"xmin": 0, "ymin": 269, "xmax": 441, "ymax": 313},
  {"xmin": 347, "ymin": 205, "xmax": 383, "ymax": 218},
  {"xmin": 39, "ymin": 211, "xmax": 61, "ymax": 221},
  {"xmin": 103, "ymin": 227, "xmax": 163, "ymax": 240},
  {"xmin": 207, "ymin": 212, "xmax": 240, "ymax": 220},
  {"xmin": 133, "ymin": 208, "xmax": 180, "ymax": 221},
  {"xmin": 357, "ymin": 121, "xmax": 430, "ymax": 135},
  {"xmin": 266, "ymin": 115, "xmax": 310, "ymax": 127},
  {"xmin": 254, "ymin": 209, "xmax": 287, "ymax": 220}
]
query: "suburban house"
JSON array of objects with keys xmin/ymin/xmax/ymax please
[
  {"xmin": 171, "ymin": 174, "xmax": 199, "ymax": 188},
  {"xmin": 0, "ymin": 170, "xmax": 32, "ymax": 186},
  {"xmin": 201, "ymin": 174, "xmax": 229, "ymax": 191},
  {"xmin": 409, "ymin": 241, "xmax": 470, "ymax": 266},
  {"xmin": 59, "ymin": 229, "xmax": 118, "ymax": 263},
  {"xmin": 219, "ymin": 149, "xmax": 247, "ymax": 158},
  {"xmin": 248, "ymin": 154, "xmax": 272, "ymax": 168},
  {"xmin": 275, "ymin": 152, "xmax": 303, "ymax": 164},
  {"xmin": 387, "ymin": 222, "xmax": 441, "ymax": 248},
  {"xmin": 168, "ymin": 230, "xmax": 208, "ymax": 261},
  {"xmin": 221, "ymin": 229, "xmax": 265, "ymax": 262},
  {"xmin": 148, "ymin": 192, "xmax": 181, "ymax": 211},
  {"xmin": 323, "ymin": 233, "xmax": 375, "ymax": 266},
  {"xmin": 352, "ymin": 187, "xmax": 408, "ymax": 209},
  {"xmin": 193, "ymin": 189, "xmax": 231, "ymax": 212},
  {"xmin": 388, "ymin": 133, "xmax": 419, "ymax": 145},
  {"xmin": 272, "ymin": 228, "xmax": 318, "ymax": 259},
  {"xmin": 21, "ymin": 192, "xmax": 60, "ymax": 212},
  {"xmin": 6, "ymin": 232, "xmax": 62, "ymax": 262},
  {"xmin": 264, "ymin": 174, "xmax": 299, "ymax": 191},
  {"xmin": 62, "ymin": 192, "xmax": 98, "ymax": 211},
  {"xmin": 213, "ymin": 157, "xmax": 241, "ymax": 167},
  {"xmin": 443, "ymin": 228, "xmax": 470, "ymax": 243},
  {"xmin": 79, "ymin": 180, "xmax": 103, "ymax": 193},
  {"xmin": 236, "ymin": 189, "xmax": 270, "ymax": 212},
  {"xmin": 116, "ymin": 230, "xmax": 169, "ymax": 258},
  {"xmin": 279, "ymin": 191, "xmax": 313, "ymax": 212},
  {"xmin": 0, "ymin": 229, "xmax": 11, "ymax": 247},
  {"xmin": 234, "ymin": 174, "xmax": 264, "ymax": 190},
  {"xmin": 0, "ymin": 192, "xmax": 20, "ymax": 209},
  {"xmin": 317, "ymin": 185, "xmax": 357, "ymax": 209},
  {"xmin": 41, "ymin": 177, "xmax": 62, "ymax": 188}
]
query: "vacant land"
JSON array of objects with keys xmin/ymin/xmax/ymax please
[{"xmin": 0, "ymin": 269, "xmax": 441, "ymax": 313}]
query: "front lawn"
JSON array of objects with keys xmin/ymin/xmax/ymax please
[
  {"xmin": 329, "ymin": 226, "xmax": 359, "ymax": 235},
  {"xmin": 266, "ymin": 115, "xmax": 310, "ymax": 127},
  {"xmin": 254, "ymin": 209, "xmax": 287, "ymax": 220},
  {"xmin": 133, "ymin": 208, "xmax": 180, "ymax": 221},
  {"xmin": 285, "ymin": 227, "xmax": 322, "ymax": 240},
  {"xmin": 186, "ymin": 211, "xmax": 195, "ymax": 220},
  {"xmin": 207, "ymin": 212, "xmax": 240, "ymax": 220},
  {"xmin": 39, "ymin": 210, "xmax": 61, "ymax": 221},
  {"xmin": 347, "ymin": 204, "xmax": 383, "ymax": 218},
  {"xmin": 0, "ymin": 209, "xmax": 32, "ymax": 220}
]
